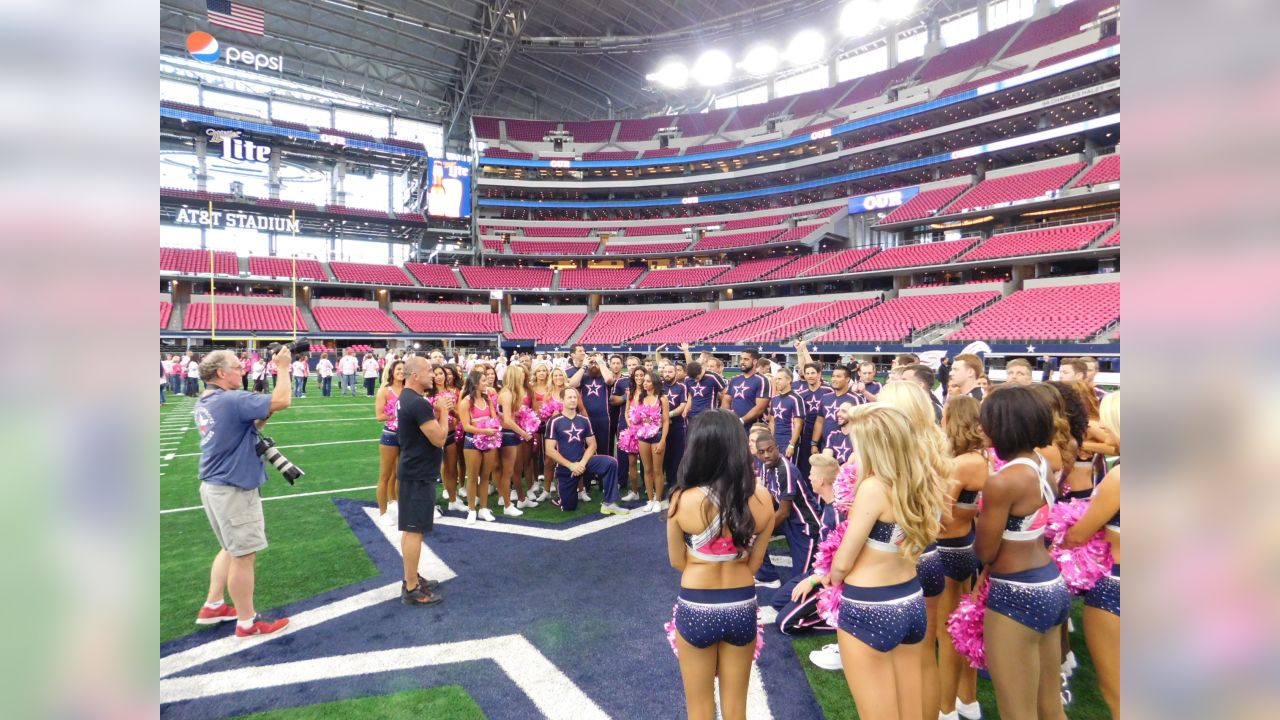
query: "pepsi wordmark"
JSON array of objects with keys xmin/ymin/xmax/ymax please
[{"xmin": 187, "ymin": 31, "xmax": 284, "ymax": 72}]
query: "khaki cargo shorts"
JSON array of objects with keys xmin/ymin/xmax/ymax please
[{"xmin": 200, "ymin": 482, "xmax": 268, "ymax": 557}]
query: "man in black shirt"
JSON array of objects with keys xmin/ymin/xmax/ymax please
[{"xmin": 396, "ymin": 357, "xmax": 452, "ymax": 606}]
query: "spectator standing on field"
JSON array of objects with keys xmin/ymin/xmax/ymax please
[
  {"xmin": 338, "ymin": 349, "xmax": 359, "ymax": 396},
  {"xmin": 363, "ymin": 353, "xmax": 381, "ymax": 396}
]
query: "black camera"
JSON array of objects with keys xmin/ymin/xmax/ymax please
[
  {"xmin": 256, "ymin": 436, "xmax": 305, "ymax": 484},
  {"xmin": 267, "ymin": 340, "xmax": 311, "ymax": 356}
]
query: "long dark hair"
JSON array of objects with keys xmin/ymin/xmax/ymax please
[
  {"xmin": 639, "ymin": 370, "xmax": 663, "ymax": 402},
  {"xmin": 627, "ymin": 366, "xmax": 647, "ymax": 403},
  {"xmin": 463, "ymin": 368, "xmax": 486, "ymax": 407},
  {"xmin": 442, "ymin": 364, "xmax": 461, "ymax": 391},
  {"xmin": 670, "ymin": 409, "xmax": 756, "ymax": 551},
  {"xmin": 1047, "ymin": 380, "xmax": 1088, "ymax": 450}
]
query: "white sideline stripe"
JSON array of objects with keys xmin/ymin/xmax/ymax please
[
  {"xmin": 712, "ymin": 665, "xmax": 773, "ymax": 720},
  {"xmin": 361, "ymin": 506, "xmax": 457, "ymax": 584},
  {"xmin": 160, "ymin": 634, "xmax": 610, "ymax": 717},
  {"xmin": 170, "ymin": 438, "xmax": 379, "ymax": 458},
  {"xmin": 249, "ymin": 417, "xmax": 381, "ymax": 426},
  {"xmin": 432, "ymin": 506, "xmax": 651, "ymax": 540},
  {"xmin": 160, "ymin": 485, "xmax": 379, "ymax": 514}
]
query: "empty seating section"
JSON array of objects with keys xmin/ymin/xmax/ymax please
[
  {"xmin": 184, "ymin": 303, "xmax": 309, "ymax": 332},
  {"xmin": 636, "ymin": 266, "xmax": 731, "ymax": 289},
  {"xmin": 578, "ymin": 309, "xmax": 704, "ymax": 345},
  {"xmin": 326, "ymin": 205, "xmax": 389, "ymax": 219},
  {"xmin": 800, "ymin": 248, "xmax": 880, "ymax": 277},
  {"xmin": 1005, "ymin": 0, "xmax": 1117, "ymax": 58},
  {"xmin": 504, "ymin": 120, "xmax": 558, "ymax": 142},
  {"xmin": 482, "ymin": 148, "xmax": 534, "ymax": 160},
  {"xmin": 948, "ymin": 283, "xmax": 1120, "ymax": 342},
  {"xmin": 161, "ymin": 247, "xmax": 239, "ymax": 275},
  {"xmin": 404, "ymin": 263, "xmax": 462, "ymax": 288},
  {"xmin": 855, "ymin": 238, "xmax": 976, "ymax": 272},
  {"xmin": 582, "ymin": 150, "xmax": 637, "ymax": 161},
  {"xmin": 395, "ymin": 310, "xmax": 502, "ymax": 334},
  {"xmin": 712, "ymin": 257, "xmax": 798, "ymax": 285},
  {"xmin": 1073, "ymin": 154, "xmax": 1120, "ymax": 186},
  {"xmin": 676, "ymin": 108, "xmax": 732, "ymax": 137},
  {"xmin": 559, "ymin": 267, "xmax": 644, "ymax": 290},
  {"xmin": 915, "ymin": 24, "xmax": 1020, "ymax": 83},
  {"xmin": 522, "ymin": 226, "xmax": 593, "ymax": 237},
  {"xmin": 160, "ymin": 301, "xmax": 172, "ymax": 329},
  {"xmin": 878, "ymin": 184, "xmax": 970, "ymax": 224},
  {"xmin": 724, "ymin": 97, "xmax": 793, "ymax": 132},
  {"xmin": 789, "ymin": 118, "xmax": 841, "ymax": 138},
  {"xmin": 776, "ymin": 224, "xmax": 826, "ymax": 243},
  {"xmin": 1100, "ymin": 230, "xmax": 1120, "ymax": 247},
  {"xmin": 624, "ymin": 223, "xmax": 690, "ymax": 236},
  {"xmin": 786, "ymin": 79, "xmax": 858, "ymax": 119},
  {"xmin": 482, "ymin": 239, "xmax": 504, "ymax": 252},
  {"xmin": 685, "ymin": 140, "xmax": 742, "ymax": 155},
  {"xmin": 761, "ymin": 251, "xmax": 850, "ymax": 280},
  {"xmin": 606, "ymin": 241, "xmax": 690, "ymax": 254},
  {"xmin": 634, "ymin": 308, "xmax": 780, "ymax": 344},
  {"xmin": 947, "ymin": 163, "xmax": 1085, "ymax": 213},
  {"xmin": 311, "ymin": 306, "xmax": 400, "ymax": 333},
  {"xmin": 640, "ymin": 147, "xmax": 681, "ymax": 159},
  {"xmin": 722, "ymin": 213, "xmax": 790, "ymax": 230},
  {"xmin": 941, "ymin": 66, "xmax": 1027, "ymax": 97},
  {"xmin": 811, "ymin": 206, "xmax": 844, "ymax": 218},
  {"xmin": 692, "ymin": 229, "xmax": 783, "ymax": 252},
  {"xmin": 563, "ymin": 120, "xmax": 616, "ymax": 143},
  {"xmin": 459, "ymin": 266, "xmax": 553, "ymax": 290},
  {"xmin": 510, "ymin": 240, "xmax": 599, "ymax": 256},
  {"xmin": 837, "ymin": 58, "xmax": 924, "ymax": 108},
  {"xmin": 329, "ymin": 262, "xmax": 413, "ymax": 285},
  {"xmin": 472, "ymin": 117, "xmax": 501, "ymax": 139},
  {"xmin": 819, "ymin": 292, "xmax": 998, "ymax": 342},
  {"xmin": 961, "ymin": 221, "xmax": 1113, "ymax": 262},
  {"xmin": 616, "ymin": 117, "xmax": 672, "ymax": 142},
  {"xmin": 751, "ymin": 298, "xmax": 881, "ymax": 342},
  {"xmin": 248, "ymin": 256, "xmax": 327, "ymax": 280},
  {"xmin": 1033, "ymin": 35, "xmax": 1119, "ymax": 69},
  {"xmin": 507, "ymin": 313, "xmax": 587, "ymax": 344},
  {"xmin": 707, "ymin": 302, "xmax": 825, "ymax": 342}
]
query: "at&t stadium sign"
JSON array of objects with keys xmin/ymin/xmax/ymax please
[{"xmin": 174, "ymin": 208, "xmax": 300, "ymax": 232}]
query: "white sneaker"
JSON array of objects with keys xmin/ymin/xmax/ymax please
[
  {"xmin": 1061, "ymin": 651, "xmax": 1077, "ymax": 678},
  {"xmin": 532, "ymin": 489, "xmax": 550, "ymax": 503},
  {"xmin": 808, "ymin": 643, "xmax": 842, "ymax": 671},
  {"xmin": 465, "ymin": 510, "xmax": 477, "ymax": 525},
  {"xmin": 488, "ymin": 486, "xmax": 495, "ymax": 497},
  {"xmin": 530, "ymin": 481, "xmax": 543, "ymax": 494},
  {"xmin": 956, "ymin": 699, "xmax": 982, "ymax": 720},
  {"xmin": 578, "ymin": 490, "xmax": 591, "ymax": 503},
  {"xmin": 448, "ymin": 500, "xmax": 468, "ymax": 513},
  {"xmin": 478, "ymin": 508, "xmax": 496, "ymax": 522},
  {"xmin": 459, "ymin": 487, "xmax": 468, "ymax": 499},
  {"xmin": 510, "ymin": 490, "xmax": 519, "ymax": 502},
  {"xmin": 659, "ymin": 500, "xmax": 670, "ymax": 510},
  {"xmin": 620, "ymin": 491, "xmax": 639, "ymax": 502},
  {"xmin": 434, "ymin": 505, "xmax": 443, "ymax": 519},
  {"xmin": 518, "ymin": 499, "xmax": 540, "ymax": 509},
  {"xmin": 601, "ymin": 503, "xmax": 630, "ymax": 516},
  {"xmin": 502, "ymin": 504, "xmax": 524, "ymax": 517}
]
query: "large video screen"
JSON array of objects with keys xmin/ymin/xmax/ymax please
[{"xmin": 426, "ymin": 158, "xmax": 471, "ymax": 218}]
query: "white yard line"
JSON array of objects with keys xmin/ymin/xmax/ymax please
[
  {"xmin": 168, "ymin": 438, "xmax": 378, "ymax": 459},
  {"xmin": 161, "ymin": 485, "xmax": 379, "ymax": 514}
]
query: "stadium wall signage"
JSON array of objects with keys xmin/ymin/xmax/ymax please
[
  {"xmin": 847, "ymin": 187, "xmax": 920, "ymax": 214},
  {"xmin": 205, "ymin": 129, "xmax": 271, "ymax": 163},
  {"xmin": 186, "ymin": 31, "xmax": 284, "ymax": 73},
  {"xmin": 173, "ymin": 207, "xmax": 299, "ymax": 232}
]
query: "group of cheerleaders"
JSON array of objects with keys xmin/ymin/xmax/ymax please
[
  {"xmin": 666, "ymin": 376, "xmax": 1119, "ymax": 720},
  {"xmin": 370, "ymin": 353, "xmax": 679, "ymax": 525}
]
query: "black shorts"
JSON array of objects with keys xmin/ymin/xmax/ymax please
[{"xmin": 397, "ymin": 478, "xmax": 437, "ymax": 533}]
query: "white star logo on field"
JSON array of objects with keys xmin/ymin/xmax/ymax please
[
  {"xmin": 874, "ymin": 345, "xmax": 882, "ymax": 352},
  {"xmin": 565, "ymin": 425, "xmax": 585, "ymax": 443},
  {"xmin": 732, "ymin": 384, "xmax": 749, "ymax": 400}
]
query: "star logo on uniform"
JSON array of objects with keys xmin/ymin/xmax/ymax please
[
  {"xmin": 585, "ymin": 382, "xmax": 603, "ymax": 397},
  {"xmin": 823, "ymin": 403, "xmax": 840, "ymax": 421},
  {"xmin": 732, "ymin": 384, "xmax": 749, "ymax": 400},
  {"xmin": 690, "ymin": 384, "xmax": 707, "ymax": 398},
  {"xmin": 771, "ymin": 405, "xmax": 787, "ymax": 420},
  {"xmin": 805, "ymin": 396, "xmax": 822, "ymax": 413},
  {"xmin": 666, "ymin": 391, "xmax": 681, "ymax": 407},
  {"xmin": 565, "ymin": 424, "xmax": 585, "ymax": 444}
]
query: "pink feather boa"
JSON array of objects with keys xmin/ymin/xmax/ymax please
[
  {"xmin": 470, "ymin": 416, "xmax": 503, "ymax": 451},
  {"xmin": 812, "ymin": 519, "xmax": 849, "ymax": 627},
  {"xmin": 617, "ymin": 427, "xmax": 639, "ymax": 455},
  {"xmin": 832, "ymin": 460, "xmax": 860, "ymax": 512},
  {"xmin": 946, "ymin": 578, "xmax": 990, "ymax": 670},
  {"xmin": 665, "ymin": 605, "xmax": 765, "ymax": 663},
  {"xmin": 1045, "ymin": 498, "xmax": 1114, "ymax": 594},
  {"xmin": 538, "ymin": 398, "xmax": 564, "ymax": 421},
  {"xmin": 628, "ymin": 402, "xmax": 662, "ymax": 440},
  {"xmin": 515, "ymin": 406, "xmax": 541, "ymax": 436}
]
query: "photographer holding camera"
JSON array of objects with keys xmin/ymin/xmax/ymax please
[{"xmin": 192, "ymin": 346, "xmax": 294, "ymax": 636}]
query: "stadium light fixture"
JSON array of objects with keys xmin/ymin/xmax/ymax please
[
  {"xmin": 840, "ymin": 1, "xmax": 880, "ymax": 36},
  {"xmin": 879, "ymin": 0, "xmax": 916, "ymax": 21},
  {"xmin": 785, "ymin": 29, "xmax": 826, "ymax": 66},
  {"xmin": 692, "ymin": 49, "xmax": 733, "ymax": 86},
  {"xmin": 740, "ymin": 44, "xmax": 779, "ymax": 76},
  {"xmin": 647, "ymin": 59, "xmax": 689, "ymax": 89}
]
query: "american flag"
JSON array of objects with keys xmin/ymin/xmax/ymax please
[{"xmin": 207, "ymin": 0, "xmax": 264, "ymax": 36}]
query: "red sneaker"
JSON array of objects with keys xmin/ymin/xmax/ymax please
[
  {"xmin": 195, "ymin": 604, "xmax": 237, "ymax": 625},
  {"xmin": 235, "ymin": 614, "xmax": 290, "ymax": 637}
]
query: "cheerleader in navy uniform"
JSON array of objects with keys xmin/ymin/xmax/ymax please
[
  {"xmin": 816, "ymin": 404, "xmax": 944, "ymax": 720},
  {"xmin": 976, "ymin": 386, "xmax": 1072, "ymax": 720},
  {"xmin": 875, "ymin": 381, "xmax": 955, "ymax": 720},
  {"xmin": 937, "ymin": 395, "xmax": 988, "ymax": 720},
  {"xmin": 635, "ymin": 370, "xmax": 671, "ymax": 513},
  {"xmin": 497, "ymin": 364, "xmax": 537, "ymax": 517},
  {"xmin": 666, "ymin": 409, "xmax": 775, "ymax": 720},
  {"xmin": 1063, "ymin": 391, "xmax": 1120, "ymax": 719}
]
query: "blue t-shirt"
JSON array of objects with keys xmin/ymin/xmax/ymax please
[
  {"xmin": 769, "ymin": 392, "xmax": 804, "ymax": 446},
  {"xmin": 705, "ymin": 372, "xmax": 727, "ymax": 394},
  {"xmin": 664, "ymin": 381, "xmax": 688, "ymax": 432},
  {"xmin": 194, "ymin": 388, "xmax": 272, "ymax": 490},
  {"xmin": 758, "ymin": 457, "xmax": 821, "ymax": 538},
  {"xmin": 824, "ymin": 429, "xmax": 853, "ymax": 465},
  {"xmin": 818, "ymin": 390, "xmax": 863, "ymax": 433},
  {"xmin": 797, "ymin": 385, "xmax": 833, "ymax": 435},
  {"xmin": 579, "ymin": 375, "xmax": 610, "ymax": 417},
  {"xmin": 612, "ymin": 377, "xmax": 632, "ymax": 428},
  {"xmin": 547, "ymin": 414, "xmax": 593, "ymax": 464},
  {"xmin": 727, "ymin": 372, "xmax": 771, "ymax": 419},
  {"xmin": 684, "ymin": 375, "xmax": 721, "ymax": 418}
]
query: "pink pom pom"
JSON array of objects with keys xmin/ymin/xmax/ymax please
[
  {"xmin": 618, "ymin": 427, "xmax": 639, "ymax": 454},
  {"xmin": 453, "ymin": 425, "xmax": 464, "ymax": 443},
  {"xmin": 515, "ymin": 406, "xmax": 541, "ymax": 436},
  {"xmin": 471, "ymin": 416, "xmax": 503, "ymax": 451},
  {"xmin": 833, "ymin": 461, "xmax": 859, "ymax": 512},
  {"xmin": 946, "ymin": 578, "xmax": 990, "ymax": 670},
  {"xmin": 1045, "ymin": 499, "xmax": 1114, "ymax": 594},
  {"xmin": 816, "ymin": 585, "xmax": 842, "ymax": 628},
  {"xmin": 628, "ymin": 403, "xmax": 662, "ymax": 439},
  {"xmin": 989, "ymin": 448, "xmax": 1008, "ymax": 473},
  {"xmin": 813, "ymin": 519, "xmax": 847, "ymax": 576},
  {"xmin": 752, "ymin": 611, "xmax": 766, "ymax": 661},
  {"xmin": 538, "ymin": 399, "xmax": 564, "ymax": 421}
]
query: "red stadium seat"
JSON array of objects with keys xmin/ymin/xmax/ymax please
[
  {"xmin": 329, "ymin": 262, "xmax": 414, "ymax": 286},
  {"xmin": 559, "ymin": 267, "xmax": 644, "ymax": 290},
  {"xmin": 507, "ymin": 313, "xmax": 588, "ymax": 344},
  {"xmin": 635, "ymin": 266, "xmax": 731, "ymax": 289},
  {"xmin": 960, "ymin": 221, "xmax": 1113, "ymax": 262},
  {"xmin": 395, "ymin": 310, "xmax": 503, "ymax": 334},
  {"xmin": 183, "ymin": 302, "xmax": 309, "ymax": 332},
  {"xmin": 247, "ymin": 256, "xmax": 327, "ymax": 281},
  {"xmin": 947, "ymin": 282, "xmax": 1120, "ymax": 342},
  {"xmin": 310, "ymin": 306, "xmax": 400, "ymax": 333},
  {"xmin": 577, "ymin": 309, "xmax": 704, "ymax": 345},
  {"xmin": 817, "ymin": 292, "xmax": 999, "ymax": 342}
]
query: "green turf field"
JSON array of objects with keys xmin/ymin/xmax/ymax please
[{"xmin": 161, "ymin": 389, "xmax": 1109, "ymax": 719}]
